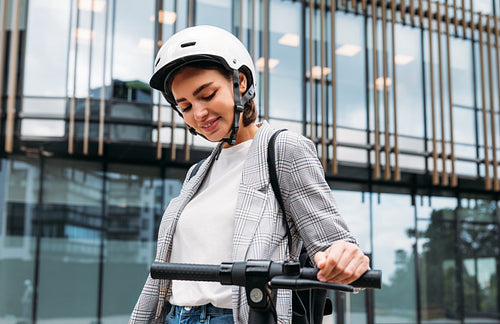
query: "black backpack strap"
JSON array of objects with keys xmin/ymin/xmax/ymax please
[
  {"xmin": 267, "ymin": 129, "xmax": 294, "ymax": 259},
  {"xmin": 188, "ymin": 158, "xmax": 207, "ymax": 180}
]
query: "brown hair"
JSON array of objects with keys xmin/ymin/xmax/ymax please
[{"xmin": 170, "ymin": 61, "xmax": 257, "ymax": 126}]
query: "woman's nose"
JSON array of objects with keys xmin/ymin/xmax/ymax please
[{"xmin": 193, "ymin": 103, "xmax": 208, "ymax": 120}]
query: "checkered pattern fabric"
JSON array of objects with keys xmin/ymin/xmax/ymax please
[{"xmin": 129, "ymin": 121, "xmax": 357, "ymax": 324}]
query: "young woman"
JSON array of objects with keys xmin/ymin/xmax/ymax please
[{"xmin": 130, "ymin": 25, "xmax": 369, "ymax": 324}]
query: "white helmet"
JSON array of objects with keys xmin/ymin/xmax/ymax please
[{"xmin": 150, "ymin": 25, "xmax": 256, "ymax": 109}]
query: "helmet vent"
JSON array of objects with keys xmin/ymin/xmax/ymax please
[{"xmin": 181, "ymin": 41, "xmax": 196, "ymax": 48}]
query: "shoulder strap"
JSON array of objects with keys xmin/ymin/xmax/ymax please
[
  {"xmin": 267, "ymin": 129, "xmax": 294, "ymax": 260},
  {"xmin": 188, "ymin": 158, "xmax": 207, "ymax": 180}
]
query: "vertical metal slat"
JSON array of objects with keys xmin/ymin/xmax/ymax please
[
  {"xmin": 418, "ymin": 0, "xmax": 424, "ymax": 26},
  {"xmin": 320, "ymin": 0, "xmax": 327, "ymax": 169},
  {"xmin": 154, "ymin": 3, "xmax": 163, "ymax": 160},
  {"xmin": 69, "ymin": 0, "xmax": 82, "ymax": 155},
  {"xmin": 453, "ymin": 0, "xmax": 458, "ymax": 32},
  {"xmin": 478, "ymin": 13, "xmax": 492, "ymax": 190},
  {"xmin": 410, "ymin": 0, "xmax": 415, "ymax": 24},
  {"xmin": 98, "ymin": 0, "xmax": 110, "ymax": 156},
  {"xmin": 427, "ymin": 0, "xmax": 439, "ymax": 185},
  {"xmin": 84, "ymin": 0, "xmax": 96, "ymax": 156},
  {"xmin": 171, "ymin": 0, "xmax": 178, "ymax": 161},
  {"xmin": 0, "ymin": 0, "xmax": 8, "ymax": 138},
  {"xmin": 331, "ymin": 0, "xmax": 338, "ymax": 174},
  {"xmin": 436, "ymin": 2, "xmax": 448, "ymax": 186},
  {"xmin": 251, "ymin": 0, "xmax": 255, "ymax": 59},
  {"xmin": 445, "ymin": 2, "xmax": 458, "ymax": 187},
  {"xmin": 391, "ymin": 0, "xmax": 401, "ymax": 181},
  {"xmin": 494, "ymin": 17, "xmax": 500, "ymax": 191},
  {"xmin": 239, "ymin": 0, "xmax": 243, "ymax": 40},
  {"xmin": 263, "ymin": 0, "xmax": 270, "ymax": 121},
  {"xmin": 400, "ymin": 0, "xmax": 405, "ymax": 22},
  {"xmin": 461, "ymin": 0, "xmax": 466, "ymax": 37},
  {"xmin": 309, "ymin": 0, "xmax": 315, "ymax": 141},
  {"xmin": 185, "ymin": 0, "xmax": 195, "ymax": 160},
  {"xmin": 469, "ymin": 0, "xmax": 474, "ymax": 36},
  {"xmin": 371, "ymin": 0, "xmax": 381, "ymax": 179},
  {"xmin": 5, "ymin": 0, "xmax": 21, "ymax": 153},
  {"xmin": 486, "ymin": 15, "xmax": 499, "ymax": 191},
  {"xmin": 381, "ymin": 0, "xmax": 391, "ymax": 180}
]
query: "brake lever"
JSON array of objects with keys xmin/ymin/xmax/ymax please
[{"xmin": 269, "ymin": 276, "xmax": 354, "ymax": 292}]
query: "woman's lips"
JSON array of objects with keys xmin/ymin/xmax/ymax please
[{"xmin": 199, "ymin": 117, "xmax": 220, "ymax": 134}]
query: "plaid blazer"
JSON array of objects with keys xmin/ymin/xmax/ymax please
[{"xmin": 129, "ymin": 121, "xmax": 357, "ymax": 324}]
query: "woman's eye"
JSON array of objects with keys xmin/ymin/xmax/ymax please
[
  {"xmin": 179, "ymin": 105, "xmax": 191, "ymax": 113},
  {"xmin": 202, "ymin": 91, "xmax": 216, "ymax": 101}
]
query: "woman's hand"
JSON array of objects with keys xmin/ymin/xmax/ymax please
[{"xmin": 313, "ymin": 240, "xmax": 370, "ymax": 284}]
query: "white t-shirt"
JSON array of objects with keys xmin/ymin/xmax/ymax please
[{"xmin": 169, "ymin": 139, "xmax": 253, "ymax": 308}]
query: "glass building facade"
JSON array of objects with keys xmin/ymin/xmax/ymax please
[{"xmin": 0, "ymin": 0, "xmax": 499, "ymax": 323}]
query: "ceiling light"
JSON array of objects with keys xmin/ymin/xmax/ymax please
[
  {"xmin": 78, "ymin": 0, "xmax": 107, "ymax": 12},
  {"xmin": 335, "ymin": 44, "xmax": 362, "ymax": 57},
  {"xmin": 375, "ymin": 77, "xmax": 392, "ymax": 91},
  {"xmin": 307, "ymin": 66, "xmax": 331, "ymax": 80},
  {"xmin": 74, "ymin": 28, "xmax": 95, "ymax": 43},
  {"xmin": 150, "ymin": 11, "xmax": 177, "ymax": 25},
  {"xmin": 394, "ymin": 54, "xmax": 415, "ymax": 65},
  {"xmin": 278, "ymin": 33, "xmax": 300, "ymax": 47},
  {"xmin": 256, "ymin": 57, "xmax": 280, "ymax": 72}
]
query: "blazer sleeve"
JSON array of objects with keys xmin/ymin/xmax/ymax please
[
  {"xmin": 129, "ymin": 274, "xmax": 160, "ymax": 323},
  {"xmin": 274, "ymin": 131, "xmax": 358, "ymax": 263},
  {"xmin": 129, "ymin": 161, "xmax": 203, "ymax": 324}
]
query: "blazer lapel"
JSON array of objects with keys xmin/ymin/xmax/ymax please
[{"xmin": 232, "ymin": 122, "xmax": 274, "ymax": 261}]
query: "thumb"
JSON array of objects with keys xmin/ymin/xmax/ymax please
[{"xmin": 314, "ymin": 251, "xmax": 327, "ymax": 268}]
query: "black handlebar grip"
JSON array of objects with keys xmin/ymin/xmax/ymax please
[
  {"xmin": 350, "ymin": 270, "xmax": 382, "ymax": 289},
  {"xmin": 150, "ymin": 262, "xmax": 221, "ymax": 282},
  {"xmin": 300, "ymin": 267, "xmax": 319, "ymax": 280},
  {"xmin": 301, "ymin": 268, "xmax": 382, "ymax": 289}
]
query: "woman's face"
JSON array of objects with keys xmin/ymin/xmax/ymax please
[{"xmin": 170, "ymin": 66, "xmax": 246, "ymax": 143}]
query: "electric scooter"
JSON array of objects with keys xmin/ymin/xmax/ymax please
[{"xmin": 151, "ymin": 260, "xmax": 382, "ymax": 324}]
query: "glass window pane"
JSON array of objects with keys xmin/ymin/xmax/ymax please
[
  {"xmin": 0, "ymin": 158, "xmax": 39, "ymax": 322},
  {"xmin": 101, "ymin": 164, "xmax": 174, "ymax": 323},
  {"xmin": 112, "ymin": 0, "xmax": 155, "ymax": 85},
  {"xmin": 331, "ymin": 189, "xmax": 371, "ymax": 323},
  {"xmin": 460, "ymin": 198, "xmax": 496, "ymax": 222},
  {"xmin": 195, "ymin": 0, "xmax": 231, "ymax": 30},
  {"xmin": 395, "ymin": 25, "xmax": 424, "ymax": 138},
  {"xmin": 473, "ymin": 0, "xmax": 493, "ymax": 15},
  {"xmin": 453, "ymin": 106, "xmax": 476, "ymax": 145},
  {"xmin": 20, "ymin": 119, "xmax": 65, "ymax": 138},
  {"xmin": 22, "ymin": 97, "xmax": 66, "ymax": 117},
  {"xmin": 336, "ymin": 13, "xmax": 366, "ymax": 130},
  {"xmin": 37, "ymin": 159, "xmax": 102, "ymax": 322},
  {"xmin": 417, "ymin": 196, "xmax": 459, "ymax": 323},
  {"xmin": 373, "ymin": 193, "xmax": 417, "ymax": 323},
  {"xmin": 23, "ymin": 0, "xmax": 71, "ymax": 96},
  {"xmin": 451, "ymin": 38, "xmax": 474, "ymax": 108},
  {"xmin": 269, "ymin": 0, "xmax": 302, "ymax": 121},
  {"xmin": 460, "ymin": 221, "xmax": 499, "ymax": 319}
]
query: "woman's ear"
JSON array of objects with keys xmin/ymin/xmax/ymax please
[{"xmin": 238, "ymin": 72, "xmax": 247, "ymax": 94}]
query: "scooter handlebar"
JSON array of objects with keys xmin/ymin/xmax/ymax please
[{"xmin": 150, "ymin": 261, "xmax": 382, "ymax": 291}]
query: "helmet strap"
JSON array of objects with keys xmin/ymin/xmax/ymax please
[{"xmin": 221, "ymin": 69, "xmax": 245, "ymax": 146}]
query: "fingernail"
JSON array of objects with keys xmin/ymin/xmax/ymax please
[{"xmin": 317, "ymin": 274, "xmax": 325, "ymax": 282}]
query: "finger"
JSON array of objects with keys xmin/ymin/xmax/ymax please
[
  {"xmin": 314, "ymin": 251, "xmax": 328, "ymax": 269},
  {"xmin": 317, "ymin": 245, "xmax": 345, "ymax": 281},
  {"xmin": 332, "ymin": 253, "xmax": 370, "ymax": 284}
]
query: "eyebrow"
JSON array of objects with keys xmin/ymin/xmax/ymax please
[{"xmin": 175, "ymin": 82, "xmax": 214, "ymax": 103}]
